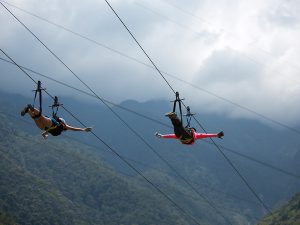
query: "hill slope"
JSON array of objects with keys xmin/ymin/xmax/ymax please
[
  {"xmin": 1, "ymin": 91, "xmax": 300, "ymax": 225},
  {"xmin": 257, "ymin": 193, "xmax": 300, "ymax": 225},
  {"xmin": 0, "ymin": 115, "xmax": 190, "ymax": 225}
]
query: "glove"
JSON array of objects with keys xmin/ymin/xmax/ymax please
[{"xmin": 155, "ymin": 132, "xmax": 162, "ymax": 138}]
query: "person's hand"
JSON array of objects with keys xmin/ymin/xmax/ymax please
[
  {"xmin": 84, "ymin": 127, "xmax": 92, "ymax": 132},
  {"xmin": 155, "ymin": 132, "xmax": 162, "ymax": 138},
  {"xmin": 42, "ymin": 132, "xmax": 48, "ymax": 139}
]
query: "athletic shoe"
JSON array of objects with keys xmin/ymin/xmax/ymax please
[
  {"xmin": 20, "ymin": 104, "xmax": 34, "ymax": 116},
  {"xmin": 20, "ymin": 105, "xmax": 29, "ymax": 116},
  {"xmin": 165, "ymin": 111, "xmax": 176, "ymax": 118}
]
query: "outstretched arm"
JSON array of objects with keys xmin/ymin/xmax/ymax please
[
  {"xmin": 42, "ymin": 130, "xmax": 49, "ymax": 139},
  {"xmin": 64, "ymin": 124, "xmax": 92, "ymax": 132},
  {"xmin": 194, "ymin": 131, "xmax": 223, "ymax": 140},
  {"xmin": 155, "ymin": 132, "xmax": 177, "ymax": 139}
]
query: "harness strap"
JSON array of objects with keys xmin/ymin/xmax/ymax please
[
  {"xmin": 44, "ymin": 117, "xmax": 64, "ymax": 135},
  {"xmin": 172, "ymin": 92, "xmax": 184, "ymax": 125},
  {"xmin": 32, "ymin": 81, "xmax": 44, "ymax": 116}
]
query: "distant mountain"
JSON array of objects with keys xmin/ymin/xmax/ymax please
[
  {"xmin": 257, "ymin": 192, "xmax": 300, "ymax": 225},
  {"xmin": 1, "ymin": 90, "xmax": 300, "ymax": 225}
]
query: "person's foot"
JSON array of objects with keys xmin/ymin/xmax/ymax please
[
  {"xmin": 20, "ymin": 104, "xmax": 33, "ymax": 116},
  {"xmin": 217, "ymin": 131, "xmax": 224, "ymax": 138},
  {"xmin": 20, "ymin": 105, "xmax": 29, "ymax": 116},
  {"xmin": 165, "ymin": 111, "xmax": 176, "ymax": 118}
]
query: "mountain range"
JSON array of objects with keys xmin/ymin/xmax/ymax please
[{"xmin": 0, "ymin": 90, "xmax": 299, "ymax": 225}]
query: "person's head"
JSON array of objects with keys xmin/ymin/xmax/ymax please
[
  {"xmin": 186, "ymin": 127, "xmax": 196, "ymax": 133},
  {"xmin": 58, "ymin": 117, "xmax": 66, "ymax": 124},
  {"xmin": 57, "ymin": 117, "xmax": 67, "ymax": 131},
  {"xmin": 190, "ymin": 127, "xmax": 197, "ymax": 132}
]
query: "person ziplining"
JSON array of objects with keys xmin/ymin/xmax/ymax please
[
  {"xmin": 155, "ymin": 92, "xmax": 224, "ymax": 145},
  {"xmin": 21, "ymin": 81, "xmax": 92, "ymax": 139}
]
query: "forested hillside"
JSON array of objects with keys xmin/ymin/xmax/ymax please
[
  {"xmin": 257, "ymin": 193, "xmax": 300, "ymax": 225},
  {"xmin": 0, "ymin": 114, "xmax": 190, "ymax": 225},
  {"xmin": 0, "ymin": 91, "xmax": 300, "ymax": 225}
]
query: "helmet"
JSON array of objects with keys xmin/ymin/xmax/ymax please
[{"xmin": 59, "ymin": 117, "xmax": 66, "ymax": 124}]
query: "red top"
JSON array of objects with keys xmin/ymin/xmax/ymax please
[{"xmin": 160, "ymin": 130, "xmax": 219, "ymax": 145}]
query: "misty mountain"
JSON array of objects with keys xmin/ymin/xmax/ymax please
[
  {"xmin": 1, "ymin": 90, "xmax": 300, "ymax": 225},
  {"xmin": 0, "ymin": 110, "xmax": 191, "ymax": 225}
]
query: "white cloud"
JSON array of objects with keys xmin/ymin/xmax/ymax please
[{"xmin": 0, "ymin": 0, "xmax": 299, "ymax": 125}]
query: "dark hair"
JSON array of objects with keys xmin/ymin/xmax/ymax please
[{"xmin": 191, "ymin": 127, "xmax": 197, "ymax": 132}]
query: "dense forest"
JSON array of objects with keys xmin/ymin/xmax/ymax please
[
  {"xmin": 0, "ymin": 116, "xmax": 191, "ymax": 225},
  {"xmin": 0, "ymin": 91, "xmax": 299, "ymax": 225},
  {"xmin": 257, "ymin": 193, "xmax": 300, "ymax": 225}
]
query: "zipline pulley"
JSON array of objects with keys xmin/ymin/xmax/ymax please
[
  {"xmin": 50, "ymin": 96, "xmax": 63, "ymax": 118},
  {"xmin": 171, "ymin": 92, "xmax": 195, "ymax": 128},
  {"xmin": 184, "ymin": 106, "xmax": 195, "ymax": 128}
]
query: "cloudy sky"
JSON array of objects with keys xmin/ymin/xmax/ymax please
[{"xmin": 0, "ymin": 0, "xmax": 299, "ymax": 126}]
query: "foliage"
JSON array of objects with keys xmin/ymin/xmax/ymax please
[
  {"xmin": 0, "ymin": 117, "xmax": 190, "ymax": 225},
  {"xmin": 1, "ymin": 91, "xmax": 300, "ymax": 225},
  {"xmin": 257, "ymin": 193, "xmax": 300, "ymax": 225}
]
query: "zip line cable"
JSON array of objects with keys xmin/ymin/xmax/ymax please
[
  {"xmin": 2, "ymin": 56, "xmax": 299, "ymax": 181},
  {"xmin": 0, "ymin": 112, "xmax": 261, "ymax": 216},
  {"xmin": 0, "ymin": 5, "xmax": 233, "ymax": 224},
  {"xmin": 0, "ymin": 0, "xmax": 286, "ymax": 216},
  {"xmin": 0, "ymin": 111, "xmax": 263, "ymax": 210},
  {"xmin": 184, "ymin": 94, "xmax": 273, "ymax": 213},
  {"xmin": 1, "ymin": 0, "xmax": 297, "ymax": 218},
  {"xmin": 131, "ymin": 2, "xmax": 300, "ymax": 135},
  {"xmin": 0, "ymin": 56, "xmax": 170, "ymax": 129},
  {"xmin": 0, "ymin": 13, "xmax": 290, "ymax": 215},
  {"xmin": 0, "ymin": 48, "xmax": 203, "ymax": 225},
  {"xmin": 193, "ymin": 115, "xmax": 273, "ymax": 214},
  {"xmin": 0, "ymin": 3, "xmax": 232, "ymax": 220},
  {"xmin": 0, "ymin": 18, "xmax": 297, "ymax": 211},
  {"xmin": 103, "ymin": 0, "xmax": 176, "ymax": 95},
  {"xmin": 179, "ymin": 89, "xmax": 273, "ymax": 214},
  {"xmin": 0, "ymin": 108, "xmax": 282, "ymax": 216},
  {"xmin": 0, "ymin": 124, "xmax": 261, "ymax": 221},
  {"xmin": 101, "ymin": 0, "xmax": 273, "ymax": 215},
  {"xmin": 1, "ymin": 0, "xmax": 299, "ymax": 135},
  {"xmin": 203, "ymin": 141, "xmax": 300, "ymax": 180}
]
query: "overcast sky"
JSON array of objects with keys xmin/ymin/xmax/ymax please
[{"xmin": 0, "ymin": 0, "xmax": 299, "ymax": 126}]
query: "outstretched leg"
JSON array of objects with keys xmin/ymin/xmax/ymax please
[
  {"xmin": 21, "ymin": 104, "xmax": 52, "ymax": 130},
  {"xmin": 165, "ymin": 112, "xmax": 192, "ymax": 139}
]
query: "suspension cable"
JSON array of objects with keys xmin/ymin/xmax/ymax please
[{"xmin": 0, "ymin": 48, "xmax": 203, "ymax": 225}]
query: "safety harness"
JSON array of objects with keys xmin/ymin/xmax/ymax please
[
  {"xmin": 171, "ymin": 92, "xmax": 196, "ymax": 144},
  {"xmin": 45, "ymin": 96, "xmax": 64, "ymax": 136},
  {"xmin": 32, "ymin": 80, "xmax": 44, "ymax": 118},
  {"xmin": 172, "ymin": 92, "xmax": 195, "ymax": 129},
  {"xmin": 32, "ymin": 81, "xmax": 64, "ymax": 136}
]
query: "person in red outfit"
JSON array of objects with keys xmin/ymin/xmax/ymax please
[{"xmin": 155, "ymin": 112, "xmax": 223, "ymax": 145}]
